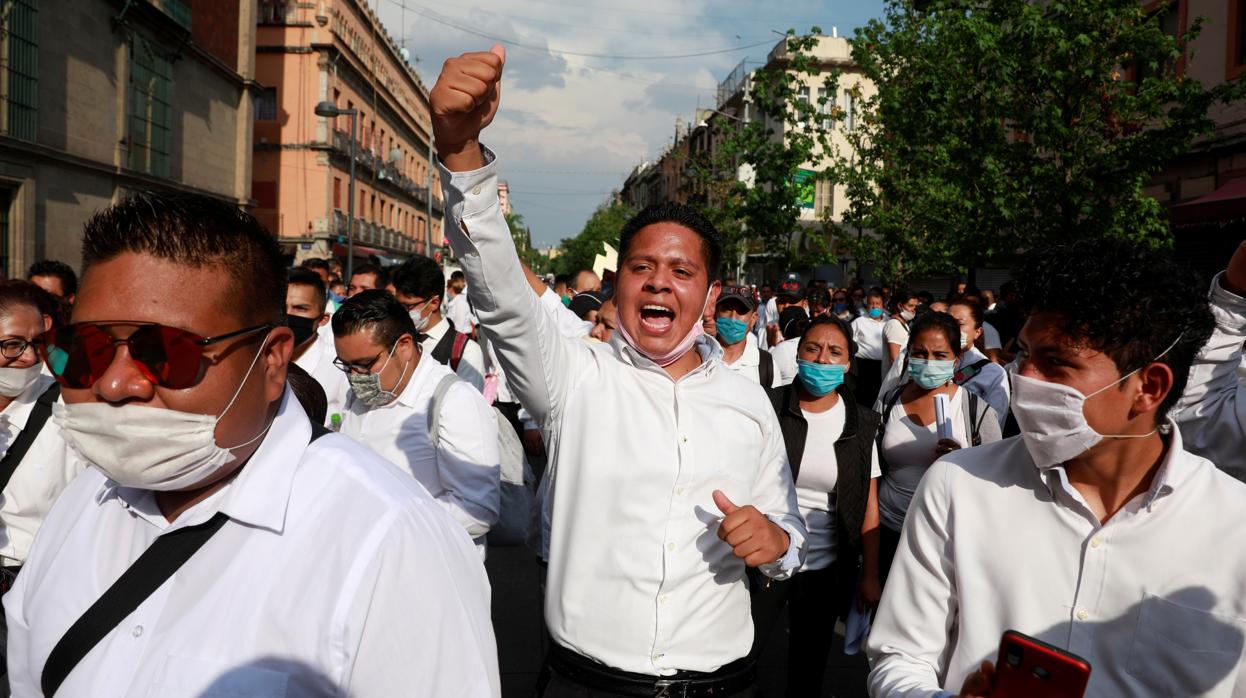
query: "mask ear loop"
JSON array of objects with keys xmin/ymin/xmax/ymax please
[
  {"xmin": 219, "ymin": 331, "xmax": 277, "ymax": 451},
  {"xmin": 1084, "ymin": 332, "xmax": 1185, "ymax": 440},
  {"xmin": 377, "ymin": 338, "xmax": 412, "ymax": 403}
]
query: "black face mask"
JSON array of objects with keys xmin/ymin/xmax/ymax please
[{"xmin": 286, "ymin": 314, "xmax": 317, "ymax": 348}]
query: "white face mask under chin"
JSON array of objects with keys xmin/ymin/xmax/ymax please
[
  {"xmin": 52, "ymin": 335, "xmax": 274, "ymax": 492},
  {"xmin": 1007, "ymin": 334, "xmax": 1182, "ymax": 468}
]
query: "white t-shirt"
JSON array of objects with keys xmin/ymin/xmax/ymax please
[
  {"xmin": 877, "ymin": 387, "xmax": 970, "ymax": 532},
  {"xmin": 771, "ymin": 337, "xmax": 800, "ymax": 386},
  {"xmin": 881, "ymin": 318, "xmax": 909, "ymax": 376},
  {"xmin": 851, "ymin": 315, "xmax": 887, "ymax": 361},
  {"xmin": 794, "ymin": 399, "xmax": 882, "ymax": 572}
]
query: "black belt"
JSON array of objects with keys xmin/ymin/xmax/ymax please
[
  {"xmin": 546, "ymin": 643, "xmax": 756, "ymax": 698},
  {"xmin": 0, "ymin": 564, "xmax": 20, "ymax": 595}
]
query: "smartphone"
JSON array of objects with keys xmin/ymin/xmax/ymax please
[{"xmin": 993, "ymin": 630, "xmax": 1091, "ymax": 698}]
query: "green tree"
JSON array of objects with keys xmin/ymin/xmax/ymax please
[
  {"xmin": 505, "ymin": 211, "xmax": 550, "ymax": 274},
  {"xmin": 698, "ymin": 30, "xmax": 842, "ymax": 276},
  {"xmin": 554, "ymin": 200, "xmax": 634, "ymax": 276},
  {"xmin": 833, "ymin": 0, "xmax": 1246, "ymax": 285}
]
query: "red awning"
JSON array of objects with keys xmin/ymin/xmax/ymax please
[{"xmin": 1170, "ymin": 177, "xmax": 1246, "ymax": 227}]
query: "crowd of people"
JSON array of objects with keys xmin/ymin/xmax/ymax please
[{"xmin": 0, "ymin": 43, "xmax": 1240, "ymax": 698}]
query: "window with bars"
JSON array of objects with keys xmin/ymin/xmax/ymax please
[
  {"xmin": 128, "ymin": 36, "xmax": 172, "ymax": 178},
  {"xmin": 815, "ymin": 178, "xmax": 834, "ymax": 216},
  {"xmin": 255, "ymin": 87, "xmax": 277, "ymax": 121},
  {"xmin": 0, "ymin": 0, "xmax": 37, "ymax": 141},
  {"xmin": 842, "ymin": 91, "xmax": 856, "ymax": 131}
]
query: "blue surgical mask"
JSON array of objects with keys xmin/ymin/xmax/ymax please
[
  {"xmin": 716, "ymin": 316, "xmax": 749, "ymax": 345},
  {"xmin": 797, "ymin": 360, "xmax": 847, "ymax": 397},
  {"xmin": 908, "ymin": 358, "xmax": 955, "ymax": 389},
  {"xmin": 868, "ymin": 307, "xmax": 884, "ymax": 319},
  {"xmin": 833, "ymin": 302, "xmax": 849, "ymax": 314}
]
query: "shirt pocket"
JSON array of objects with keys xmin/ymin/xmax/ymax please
[
  {"xmin": 1126, "ymin": 594, "xmax": 1246, "ymax": 697},
  {"xmin": 148, "ymin": 654, "xmax": 295, "ymax": 698}
]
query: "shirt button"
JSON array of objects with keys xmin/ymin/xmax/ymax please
[
  {"xmin": 659, "ymin": 595, "xmax": 670, "ymax": 605},
  {"xmin": 681, "ymin": 436, "xmax": 688, "ymax": 443},
  {"xmin": 1076, "ymin": 609, "xmax": 1090, "ymax": 621},
  {"xmin": 1090, "ymin": 537, "xmax": 1102, "ymax": 549},
  {"xmin": 471, "ymin": 185, "xmax": 481, "ymax": 195},
  {"xmin": 666, "ymin": 542, "xmax": 676, "ymax": 551},
  {"xmin": 132, "ymin": 625, "xmax": 143, "ymax": 638},
  {"xmin": 675, "ymin": 486, "xmax": 685, "ymax": 496}
]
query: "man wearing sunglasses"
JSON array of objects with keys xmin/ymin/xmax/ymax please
[
  {"xmin": 5, "ymin": 193, "xmax": 499, "ymax": 697},
  {"xmin": 333, "ymin": 290, "xmax": 500, "ymax": 552}
]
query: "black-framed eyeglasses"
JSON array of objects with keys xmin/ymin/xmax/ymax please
[
  {"xmin": 333, "ymin": 346, "xmax": 394, "ymax": 375},
  {"xmin": 399, "ymin": 297, "xmax": 433, "ymax": 313},
  {"xmin": 35, "ymin": 321, "xmax": 274, "ymax": 390},
  {"xmin": 0, "ymin": 337, "xmax": 35, "ymax": 360}
]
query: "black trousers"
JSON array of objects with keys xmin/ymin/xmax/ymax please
[
  {"xmin": 878, "ymin": 524, "xmax": 903, "ymax": 589},
  {"xmin": 855, "ymin": 358, "xmax": 883, "ymax": 409},
  {"xmin": 537, "ymin": 666, "xmax": 760, "ymax": 698},
  {"xmin": 748, "ymin": 565, "xmax": 846, "ymax": 697}
]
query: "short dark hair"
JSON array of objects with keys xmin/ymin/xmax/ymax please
[
  {"xmin": 907, "ymin": 311, "xmax": 963, "ymax": 356},
  {"xmin": 390, "ymin": 255, "xmax": 444, "ymax": 301},
  {"xmin": 950, "ymin": 295, "xmax": 985, "ymax": 329},
  {"xmin": 332, "ymin": 289, "xmax": 416, "ymax": 347},
  {"xmin": 1014, "ymin": 239, "xmax": 1214, "ymax": 420},
  {"xmin": 82, "ymin": 191, "xmax": 285, "ymax": 323},
  {"xmin": 0, "ymin": 279, "xmax": 58, "ymax": 324},
  {"xmin": 27, "ymin": 260, "xmax": 78, "ymax": 296},
  {"xmin": 350, "ymin": 262, "xmax": 390, "ymax": 289},
  {"xmin": 618, "ymin": 202, "xmax": 722, "ymax": 281},
  {"xmin": 301, "ymin": 258, "xmax": 330, "ymax": 274},
  {"xmin": 891, "ymin": 288, "xmax": 920, "ymax": 311},
  {"xmin": 449, "ymin": 270, "xmax": 465, "ymax": 281},
  {"xmin": 287, "ymin": 268, "xmax": 327, "ymax": 315}
]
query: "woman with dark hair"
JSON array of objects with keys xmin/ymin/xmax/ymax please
[
  {"xmin": 751, "ymin": 314, "xmax": 881, "ymax": 695},
  {"xmin": 866, "ymin": 312, "xmax": 1002, "ymax": 593}
]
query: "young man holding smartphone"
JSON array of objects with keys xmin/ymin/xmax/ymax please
[{"xmin": 868, "ymin": 239, "xmax": 1246, "ymax": 698}]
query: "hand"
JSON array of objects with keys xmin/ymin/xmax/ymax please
[
  {"xmin": 521, "ymin": 428, "xmax": 545, "ymax": 458},
  {"xmin": 713, "ymin": 490, "xmax": 790, "ymax": 567},
  {"xmin": 957, "ymin": 660, "xmax": 995, "ymax": 698},
  {"xmin": 429, "ymin": 45, "xmax": 505, "ymax": 169},
  {"xmin": 935, "ymin": 438, "xmax": 962, "ymax": 456},
  {"xmin": 766, "ymin": 323, "xmax": 781, "ymax": 346},
  {"xmin": 856, "ymin": 571, "xmax": 883, "ymax": 612},
  {"xmin": 1225, "ymin": 241, "xmax": 1246, "ymax": 295}
]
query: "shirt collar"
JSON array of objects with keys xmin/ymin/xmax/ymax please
[
  {"xmin": 292, "ymin": 335, "xmax": 326, "ymax": 373},
  {"xmin": 422, "ymin": 316, "xmax": 448, "ymax": 343},
  {"xmin": 395, "ymin": 350, "xmax": 437, "ymax": 408},
  {"xmin": 727, "ymin": 334, "xmax": 761, "ymax": 368},
  {"xmin": 0, "ymin": 373, "xmax": 54, "ymax": 431},
  {"xmin": 1038, "ymin": 419, "xmax": 1191, "ymax": 511},
  {"xmin": 95, "ymin": 388, "xmax": 311, "ymax": 534}
]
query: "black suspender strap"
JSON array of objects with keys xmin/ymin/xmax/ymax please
[
  {"xmin": 0, "ymin": 383, "xmax": 60, "ymax": 493},
  {"xmin": 39, "ymin": 423, "xmax": 332, "ymax": 697}
]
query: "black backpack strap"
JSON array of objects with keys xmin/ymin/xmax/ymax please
[
  {"xmin": 430, "ymin": 327, "xmax": 457, "ymax": 366},
  {"xmin": 0, "ymin": 382, "xmax": 60, "ymax": 494},
  {"xmin": 758, "ymin": 349, "xmax": 774, "ymax": 387},
  {"xmin": 40, "ymin": 420, "xmax": 329, "ymax": 696}
]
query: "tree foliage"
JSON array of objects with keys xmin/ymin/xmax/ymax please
[
  {"xmin": 833, "ymin": 0, "xmax": 1246, "ymax": 285},
  {"xmin": 553, "ymin": 200, "xmax": 635, "ymax": 276},
  {"xmin": 505, "ymin": 212, "xmax": 550, "ymax": 275}
]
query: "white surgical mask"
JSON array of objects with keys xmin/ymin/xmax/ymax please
[
  {"xmin": 409, "ymin": 301, "xmax": 434, "ymax": 333},
  {"xmin": 900, "ymin": 308, "xmax": 916, "ymax": 322},
  {"xmin": 960, "ymin": 331, "xmax": 971, "ymax": 349},
  {"xmin": 52, "ymin": 334, "xmax": 273, "ymax": 491},
  {"xmin": 0, "ymin": 364, "xmax": 42, "ymax": 398},
  {"xmin": 1007, "ymin": 334, "xmax": 1180, "ymax": 467}
]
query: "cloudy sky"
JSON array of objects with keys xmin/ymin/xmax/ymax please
[{"xmin": 373, "ymin": 0, "xmax": 888, "ymax": 247}]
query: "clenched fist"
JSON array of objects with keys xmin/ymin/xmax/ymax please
[
  {"xmin": 713, "ymin": 490, "xmax": 791, "ymax": 568},
  {"xmin": 430, "ymin": 44, "xmax": 506, "ymax": 171}
]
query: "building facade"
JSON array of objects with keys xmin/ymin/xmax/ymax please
[
  {"xmin": 254, "ymin": 0, "xmax": 441, "ymax": 267},
  {"xmin": 0, "ymin": 0, "xmax": 258, "ymax": 276}
]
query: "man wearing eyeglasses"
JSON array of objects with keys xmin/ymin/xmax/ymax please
[
  {"xmin": 332, "ymin": 290, "xmax": 500, "ymax": 553},
  {"xmin": 4, "ymin": 193, "xmax": 499, "ymax": 697}
]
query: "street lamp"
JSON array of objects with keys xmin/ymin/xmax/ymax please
[{"xmin": 314, "ymin": 100, "xmax": 358, "ymax": 281}]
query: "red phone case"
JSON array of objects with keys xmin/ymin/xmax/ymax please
[{"xmin": 992, "ymin": 630, "xmax": 1092, "ymax": 698}]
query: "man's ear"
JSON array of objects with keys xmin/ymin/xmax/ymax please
[
  {"xmin": 704, "ymin": 281, "xmax": 722, "ymax": 321},
  {"xmin": 264, "ymin": 327, "xmax": 294, "ymax": 403},
  {"xmin": 1133, "ymin": 362, "xmax": 1174, "ymax": 419},
  {"xmin": 316, "ymin": 312, "xmax": 330, "ymax": 330}
]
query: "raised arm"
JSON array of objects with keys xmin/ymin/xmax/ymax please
[
  {"xmin": 431, "ymin": 46, "xmax": 589, "ymax": 425},
  {"xmin": 1172, "ymin": 242, "xmax": 1246, "ymax": 481}
]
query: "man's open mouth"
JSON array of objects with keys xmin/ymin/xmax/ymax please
[{"xmin": 639, "ymin": 304, "xmax": 676, "ymax": 334}]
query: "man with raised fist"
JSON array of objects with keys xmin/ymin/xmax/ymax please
[{"xmin": 430, "ymin": 46, "xmax": 804, "ymax": 697}]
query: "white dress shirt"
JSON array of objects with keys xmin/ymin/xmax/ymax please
[
  {"xmin": 6, "ymin": 390, "xmax": 500, "ymax": 698},
  {"xmin": 0, "ymin": 374, "xmax": 84, "ymax": 565},
  {"xmin": 867, "ymin": 427, "xmax": 1246, "ymax": 698},
  {"xmin": 292, "ymin": 337, "xmax": 349, "ymax": 426},
  {"xmin": 771, "ymin": 337, "xmax": 800, "ymax": 387},
  {"xmin": 958, "ymin": 346, "xmax": 1010, "ymax": 427},
  {"xmin": 341, "ymin": 351, "xmax": 500, "ymax": 542},
  {"xmin": 439, "ymin": 148, "xmax": 805, "ymax": 676},
  {"xmin": 1173, "ymin": 272, "xmax": 1246, "ymax": 481},
  {"xmin": 852, "ymin": 315, "xmax": 887, "ymax": 361},
  {"xmin": 445, "ymin": 291, "xmax": 478, "ymax": 332},
  {"xmin": 722, "ymin": 333, "xmax": 779, "ymax": 388},
  {"xmin": 420, "ymin": 315, "xmax": 487, "ymax": 392}
]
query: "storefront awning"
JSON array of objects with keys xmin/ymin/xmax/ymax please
[{"xmin": 1170, "ymin": 177, "xmax": 1246, "ymax": 227}]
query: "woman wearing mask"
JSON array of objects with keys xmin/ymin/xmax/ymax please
[
  {"xmin": 752, "ymin": 316, "xmax": 881, "ymax": 695},
  {"xmin": 881, "ymin": 290, "xmax": 920, "ymax": 380},
  {"xmin": 851, "ymin": 290, "xmax": 888, "ymax": 408},
  {"xmin": 866, "ymin": 312, "xmax": 1002, "ymax": 592},
  {"xmin": 947, "ymin": 296, "xmax": 1010, "ymax": 425},
  {"xmin": 832, "ymin": 289, "xmax": 857, "ymax": 322}
]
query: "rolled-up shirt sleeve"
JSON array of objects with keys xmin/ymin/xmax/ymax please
[
  {"xmin": 439, "ymin": 147, "xmax": 590, "ymax": 427},
  {"xmin": 1172, "ymin": 271, "xmax": 1246, "ymax": 481},
  {"xmin": 867, "ymin": 459, "xmax": 958, "ymax": 698}
]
